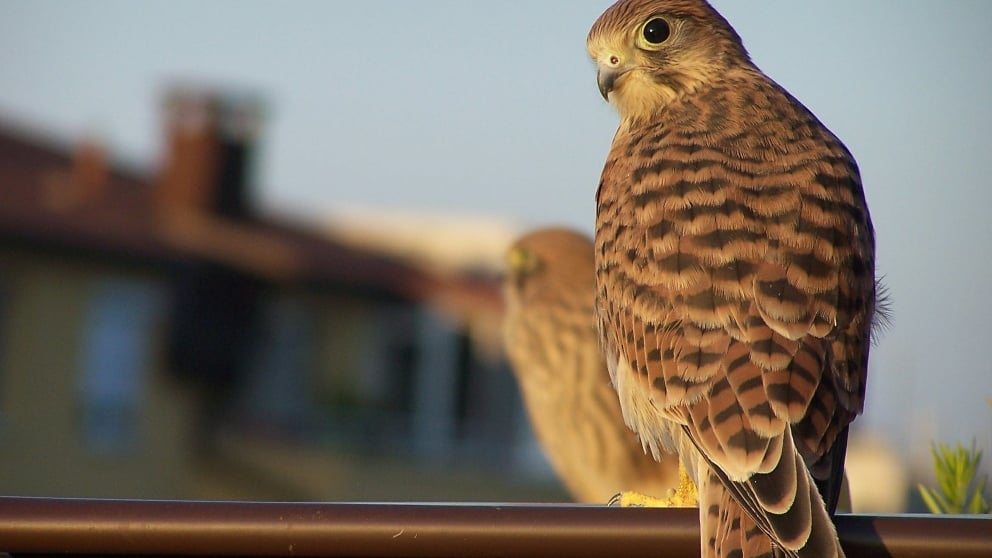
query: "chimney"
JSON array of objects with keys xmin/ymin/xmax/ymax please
[
  {"xmin": 42, "ymin": 135, "xmax": 111, "ymax": 211},
  {"xmin": 70, "ymin": 137, "xmax": 109, "ymax": 200},
  {"xmin": 156, "ymin": 87, "xmax": 262, "ymax": 220}
]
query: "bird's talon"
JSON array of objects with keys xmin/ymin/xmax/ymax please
[{"xmin": 610, "ymin": 490, "xmax": 677, "ymax": 508}]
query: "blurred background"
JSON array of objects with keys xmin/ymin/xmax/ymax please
[{"xmin": 0, "ymin": 0, "xmax": 989, "ymax": 512}]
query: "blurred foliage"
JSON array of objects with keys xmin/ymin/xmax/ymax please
[{"xmin": 917, "ymin": 441, "xmax": 990, "ymax": 515}]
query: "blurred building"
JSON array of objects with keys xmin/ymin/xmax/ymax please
[
  {"xmin": 0, "ymin": 90, "xmax": 561, "ymax": 502},
  {"xmin": 323, "ymin": 206, "xmax": 523, "ymax": 277}
]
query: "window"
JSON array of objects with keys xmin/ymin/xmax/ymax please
[{"xmin": 79, "ymin": 278, "xmax": 161, "ymax": 454}]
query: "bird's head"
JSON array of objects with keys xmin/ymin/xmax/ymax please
[
  {"xmin": 503, "ymin": 228, "xmax": 595, "ymax": 304},
  {"xmin": 587, "ymin": 0, "xmax": 750, "ymax": 124},
  {"xmin": 506, "ymin": 242, "xmax": 543, "ymax": 288}
]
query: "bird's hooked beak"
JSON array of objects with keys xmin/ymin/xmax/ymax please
[{"xmin": 596, "ymin": 55, "xmax": 632, "ymax": 101}]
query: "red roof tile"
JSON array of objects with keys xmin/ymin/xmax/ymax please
[{"xmin": 0, "ymin": 121, "xmax": 435, "ymax": 302}]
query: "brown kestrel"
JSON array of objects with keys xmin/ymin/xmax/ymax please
[{"xmin": 588, "ymin": 1, "xmax": 876, "ymax": 556}]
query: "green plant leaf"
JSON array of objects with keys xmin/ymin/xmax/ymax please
[
  {"xmin": 919, "ymin": 439, "xmax": 990, "ymax": 514},
  {"xmin": 918, "ymin": 484, "xmax": 946, "ymax": 514},
  {"xmin": 965, "ymin": 477, "xmax": 989, "ymax": 514}
]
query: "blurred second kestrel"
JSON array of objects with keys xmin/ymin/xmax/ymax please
[{"xmin": 503, "ymin": 227, "xmax": 693, "ymax": 505}]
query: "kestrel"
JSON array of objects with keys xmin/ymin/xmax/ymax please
[
  {"xmin": 588, "ymin": 1, "xmax": 876, "ymax": 557},
  {"xmin": 503, "ymin": 228, "xmax": 695, "ymax": 505}
]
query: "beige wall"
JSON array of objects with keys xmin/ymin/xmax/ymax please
[{"xmin": 0, "ymin": 250, "xmax": 196, "ymax": 498}]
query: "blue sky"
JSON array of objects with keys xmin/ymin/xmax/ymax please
[{"xmin": 1, "ymin": 1, "xmax": 990, "ymax": 477}]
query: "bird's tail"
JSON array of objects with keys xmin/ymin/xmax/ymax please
[
  {"xmin": 699, "ymin": 468, "xmax": 778, "ymax": 558},
  {"xmin": 694, "ymin": 430, "xmax": 846, "ymax": 558}
]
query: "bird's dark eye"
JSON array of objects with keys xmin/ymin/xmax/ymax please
[{"xmin": 642, "ymin": 17, "xmax": 671, "ymax": 45}]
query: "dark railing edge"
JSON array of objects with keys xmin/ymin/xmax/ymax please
[{"xmin": 0, "ymin": 497, "xmax": 989, "ymax": 557}]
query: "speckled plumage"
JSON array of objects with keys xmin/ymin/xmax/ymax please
[
  {"xmin": 588, "ymin": 1, "xmax": 876, "ymax": 556},
  {"xmin": 503, "ymin": 228, "xmax": 682, "ymax": 503}
]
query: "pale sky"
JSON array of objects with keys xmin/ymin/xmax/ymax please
[{"xmin": 1, "ymin": 1, "xmax": 990, "ymax": 478}]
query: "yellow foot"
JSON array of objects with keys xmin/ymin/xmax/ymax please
[
  {"xmin": 671, "ymin": 464, "xmax": 699, "ymax": 506},
  {"xmin": 609, "ymin": 490, "xmax": 674, "ymax": 507},
  {"xmin": 608, "ymin": 464, "xmax": 699, "ymax": 508}
]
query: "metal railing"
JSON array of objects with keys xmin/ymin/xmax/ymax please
[{"xmin": 1, "ymin": 497, "xmax": 989, "ymax": 557}]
